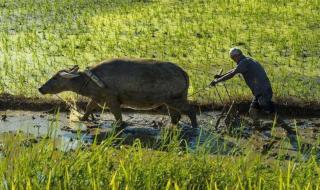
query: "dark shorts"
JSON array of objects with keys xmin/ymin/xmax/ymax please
[{"xmin": 250, "ymin": 90, "xmax": 275, "ymax": 113}]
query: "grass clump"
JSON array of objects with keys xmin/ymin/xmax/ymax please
[{"xmin": 0, "ymin": 130, "xmax": 319, "ymax": 189}]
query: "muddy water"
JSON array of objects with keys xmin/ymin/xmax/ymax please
[{"xmin": 0, "ymin": 110, "xmax": 319, "ymax": 157}]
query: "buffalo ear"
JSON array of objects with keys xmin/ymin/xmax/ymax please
[
  {"xmin": 59, "ymin": 71, "xmax": 80, "ymax": 78},
  {"xmin": 69, "ymin": 65, "xmax": 79, "ymax": 73}
]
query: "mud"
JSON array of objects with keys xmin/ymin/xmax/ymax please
[
  {"xmin": 1, "ymin": 93, "xmax": 320, "ymax": 117},
  {"xmin": 0, "ymin": 109, "xmax": 319, "ymax": 158}
]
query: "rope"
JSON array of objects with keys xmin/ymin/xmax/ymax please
[
  {"xmin": 188, "ymin": 84, "xmax": 226, "ymax": 105},
  {"xmin": 187, "ymin": 85, "xmax": 210, "ymax": 98},
  {"xmin": 182, "ymin": 65, "xmax": 217, "ymax": 75}
]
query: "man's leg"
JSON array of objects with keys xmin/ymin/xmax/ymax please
[
  {"xmin": 258, "ymin": 96, "xmax": 296, "ymax": 135},
  {"xmin": 259, "ymin": 98, "xmax": 275, "ymax": 114},
  {"xmin": 249, "ymin": 96, "xmax": 260, "ymax": 124},
  {"xmin": 257, "ymin": 94, "xmax": 275, "ymax": 119}
]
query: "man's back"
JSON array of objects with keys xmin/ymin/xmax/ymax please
[{"xmin": 235, "ymin": 57, "xmax": 272, "ymax": 96}]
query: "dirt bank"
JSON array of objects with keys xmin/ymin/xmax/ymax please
[{"xmin": 0, "ymin": 93, "xmax": 319, "ymax": 117}]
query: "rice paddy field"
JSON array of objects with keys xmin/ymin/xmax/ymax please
[
  {"xmin": 0, "ymin": 0, "xmax": 320, "ymax": 189},
  {"xmin": 0, "ymin": 0, "xmax": 319, "ymax": 103}
]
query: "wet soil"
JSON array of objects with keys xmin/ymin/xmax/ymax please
[
  {"xmin": 0, "ymin": 109, "xmax": 319, "ymax": 159},
  {"xmin": 1, "ymin": 93, "xmax": 319, "ymax": 117},
  {"xmin": 0, "ymin": 93, "xmax": 319, "ymax": 158}
]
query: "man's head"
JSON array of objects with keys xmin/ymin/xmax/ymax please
[{"xmin": 229, "ymin": 47, "xmax": 243, "ymax": 63}]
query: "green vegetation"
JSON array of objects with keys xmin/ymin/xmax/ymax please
[
  {"xmin": 0, "ymin": 0, "xmax": 319, "ymax": 104},
  {"xmin": 0, "ymin": 128, "xmax": 319, "ymax": 190},
  {"xmin": 0, "ymin": 1, "xmax": 319, "ymax": 188}
]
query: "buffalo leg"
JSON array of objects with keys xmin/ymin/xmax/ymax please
[
  {"xmin": 81, "ymin": 100, "xmax": 98, "ymax": 121},
  {"xmin": 167, "ymin": 106, "xmax": 182, "ymax": 125},
  {"xmin": 109, "ymin": 98, "xmax": 125, "ymax": 128},
  {"xmin": 167, "ymin": 99, "xmax": 198, "ymax": 128}
]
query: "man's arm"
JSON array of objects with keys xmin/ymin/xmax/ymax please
[
  {"xmin": 214, "ymin": 69, "xmax": 234, "ymax": 79},
  {"xmin": 210, "ymin": 60, "xmax": 247, "ymax": 86},
  {"xmin": 215, "ymin": 69, "xmax": 237, "ymax": 83},
  {"xmin": 210, "ymin": 69, "xmax": 238, "ymax": 86}
]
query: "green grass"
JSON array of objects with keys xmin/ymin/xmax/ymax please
[
  {"xmin": 0, "ymin": 129, "xmax": 320, "ymax": 190},
  {"xmin": 0, "ymin": 1, "xmax": 319, "ymax": 188},
  {"xmin": 0, "ymin": 0, "xmax": 319, "ymax": 104}
]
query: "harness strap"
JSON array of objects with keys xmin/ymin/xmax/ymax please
[{"xmin": 84, "ymin": 69, "xmax": 106, "ymax": 88}]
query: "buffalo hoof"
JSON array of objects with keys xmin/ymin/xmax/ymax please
[
  {"xmin": 79, "ymin": 116, "xmax": 89, "ymax": 121},
  {"xmin": 113, "ymin": 122, "xmax": 128, "ymax": 133}
]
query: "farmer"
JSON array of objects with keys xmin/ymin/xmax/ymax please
[{"xmin": 210, "ymin": 48, "xmax": 274, "ymax": 122}]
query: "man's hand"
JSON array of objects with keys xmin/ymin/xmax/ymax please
[
  {"xmin": 214, "ymin": 74, "xmax": 223, "ymax": 79},
  {"xmin": 210, "ymin": 80, "xmax": 218, "ymax": 86}
]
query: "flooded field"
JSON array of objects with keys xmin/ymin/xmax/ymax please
[{"xmin": 1, "ymin": 110, "xmax": 319, "ymax": 158}]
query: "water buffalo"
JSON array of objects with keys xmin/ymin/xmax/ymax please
[{"xmin": 39, "ymin": 58, "xmax": 198, "ymax": 129}]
